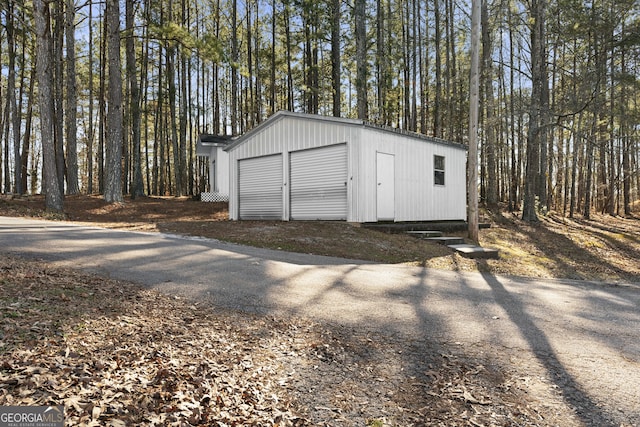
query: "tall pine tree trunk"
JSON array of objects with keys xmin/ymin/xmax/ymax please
[
  {"xmin": 522, "ymin": 0, "xmax": 547, "ymax": 222},
  {"xmin": 65, "ymin": 0, "xmax": 79, "ymax": 194},
  {"xmin": 433, "ymin": 0, "xmax": 442, "ymax": 136},
  {"xmin": 0, "ymin": 32, "xmax": 3, "ymax": 194},
  {"xmin": 167, "ymin": 42, "xmax": 183, "ymax": 194},
  {"xmin": 270, "ymin": 0, "xmax": 277, "ymax": 115},
  {"xmin": 284, "ymin": 1, "xmax": 294, "ymax": 111},
  {"xmin": 419, "ymin": 0, "xmax": 428, "ymax": 132},
  {"xmin": 481, "ymin": 0, "xmax": 498, "ymax": 207},
  {"xmin": 620, "ymin": 34, "xmax": 631, "ymax": 216},
  {"xmin": 34, "ymin": 0, "xmax": 63, "ymax": 211},
  {"xmin": 98, "ymin": 16, "xmax": 107, "ymax": 194},
  {"xmin": 355, "ymin": 0, "xmax": 368, "ymax": 120},
  {"xmin": 331, "ymin": 0, "xmax": 341, "ymax": 117},
  {"xmin": 253, "ymin": 4, "xmax": 262, "ymax": 124},
  {"xmin": 468, "ymin": 0, "xmax": 481, "ymax": 243},
  {"xmin": 180, "ymin": 24, "xmax": 189, "ymax": 195},
  {"xmin": 410, "ymin": 0, "xmax": 418, "ymax": 131},
  {"xmin": 375, "ymin": 0, "xmax": 385, "ymax": 123},
  {"xmin": 231, "ymin": 0, "xmax": 239, "ymax": 133},
  {"xmin": 127, "ymin": 0, "xmax": 144, "ymax": 198},
  {"xmin": 607, "ymin": 33, "xmax": 616, "ymax": 216},
  {"xmin": 21, "ymin": 62, "xmax": 36, "ymax": 194},
  {"xmin": 247, "ymin": 2, "xmax": 255, "ymax": 125},
  {"xmin": 6, "ymin": 0, "xmax": 22, "ymax": 194},
  {"xmin": 402, "ymin": 2, "xmax": 410, "ymax": 129},
  {"xmin": 87, "ymin": 0, "xmax": 94, "ymax": 193},
  {"xmin": 53, "ymin": 1, "xmax": 65, "ymax": 195},
  {"xmin": 104, "ymin": 0, "xmax": 124, "ymax": 203}
]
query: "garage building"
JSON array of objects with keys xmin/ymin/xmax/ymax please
[
  {"xmin": 225, "ymin": 111, "xmax": 467, "ymax": 223},
  {"xmin": 196, "ymin": 135, "xmax": 232, "ymax": 202}
]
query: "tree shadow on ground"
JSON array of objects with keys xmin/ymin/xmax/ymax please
[
  {"xmin": 566, "ymin": 216, "xmax": 640, "ymax": 261},
  {"xmin": 479, "ymin": 271, "xmax": 621, "ymax": 426},
  {"xmin": 483, "ymin": 210, "xmax": 639, "ymax": 283}
]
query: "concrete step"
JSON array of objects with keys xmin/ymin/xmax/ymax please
[
  {"xmin": 406, "ymin": 230, "xmax": 443, "ymax": 238},
  {"xmin": 448, "ymin": 244, "xmax": 500, "ymax": 259},
  {"xmin": 426, "ymin": 236, "xmax": 466, "ymax": 245},
  {"xmin": 363, "ymin": 222, "xmax": 492, "ymax": 233}
]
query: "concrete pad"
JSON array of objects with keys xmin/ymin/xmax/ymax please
[{"xmin": 448, "ymin": 244, "xmax": 500, "ymax": 259}]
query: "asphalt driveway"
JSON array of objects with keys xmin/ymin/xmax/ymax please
[{"xmin": 1, "ymin": 216, "xmax": 639, "ymax": 426}]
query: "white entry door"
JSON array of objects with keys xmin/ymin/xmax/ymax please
[{"xmin": 376, "ymin": 152, "xmax": 395, "ymax": 221}]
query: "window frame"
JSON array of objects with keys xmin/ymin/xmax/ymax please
[{"xmin": 434, "ymin": 155, "xmax": 445, "ymax": 186}]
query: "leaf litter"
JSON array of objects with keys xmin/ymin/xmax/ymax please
[{"xmin": 0, "ymin": 253, "xmax": 621, "ymax": 426}]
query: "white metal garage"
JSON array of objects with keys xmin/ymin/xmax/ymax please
[{"xmin": 225, "ymin": 111, "xmax": 467, "ymax": 223}]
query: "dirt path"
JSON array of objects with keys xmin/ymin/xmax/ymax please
[{"xmin": 2, "ymin": 216, "xmax": 639, "ymax": 426}]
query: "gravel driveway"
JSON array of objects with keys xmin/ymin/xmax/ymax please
[{"xmin": 1, "ymin": 216, "xmax": 639, "ymax": 426}]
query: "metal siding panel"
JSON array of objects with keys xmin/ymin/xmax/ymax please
[
  {"xmin": 347, "ymin": 133, "xmax": 360, "ymax": 222},
  {"xmin": 356, "ymin": 127, "xmax": 467, "ymax": 222},
  {"xmin": 395, "ymin": 140, "xmax": 429, "ymax": 221},
  {"xmin": 216, "ymin": 148, "xmax": 230, "ymax": 197},
  {"xmin": 229, "ymin": 157, "xmax": 237, "ymax": 220},
  {"xmin": 239, "ymin": 154, "xmax": 283, "ymax": 220},
  {"xmin": 290, "ymin": 144, "xmax": 347, "ymax": 220}
]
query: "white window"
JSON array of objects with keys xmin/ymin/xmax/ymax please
[{"xmin": 434, "ymin": 155, "xmax": 445, "ymax": 186}]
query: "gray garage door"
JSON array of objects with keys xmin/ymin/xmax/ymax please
[
  {"xmin": 290, "ymin": 144, "xmax": 347, "ymax": 220},
  {"xmin": 239, "ymin": 154, "xmax": 283, "ymax": 220}
]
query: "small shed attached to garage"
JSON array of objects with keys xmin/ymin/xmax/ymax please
[
  {"xmin": 225, "ymin": 111, "xmax": 467, "ymax": 223},
  {"xmin": 196, "ymin": 134, "xmax": 233, "ymax": 202}
]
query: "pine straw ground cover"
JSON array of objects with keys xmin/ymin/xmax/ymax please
[{"xmin": 1, "ymin": 254, "xmax": 580, "ymax": 426}]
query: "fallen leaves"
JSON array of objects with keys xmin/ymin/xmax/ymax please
[
  {"xmin": 1, "ymin": 253, "xmax": 589, "ymax": 426},
  {"xmin": 1, "ymin": 254, "xmax": 308, "ymax": 426}
]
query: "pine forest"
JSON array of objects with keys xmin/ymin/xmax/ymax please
[{"xmin": 0, "ymin": 0, "xmax": 639, "ymax": 220}]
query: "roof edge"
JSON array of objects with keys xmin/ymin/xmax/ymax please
[
  {"xmin": 224, "ymin": 110, "xmax": 466, "ymax": 152},
  {"xmin": 362, "ymin": 122, "xmax": 467, "ymax": 150}
]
